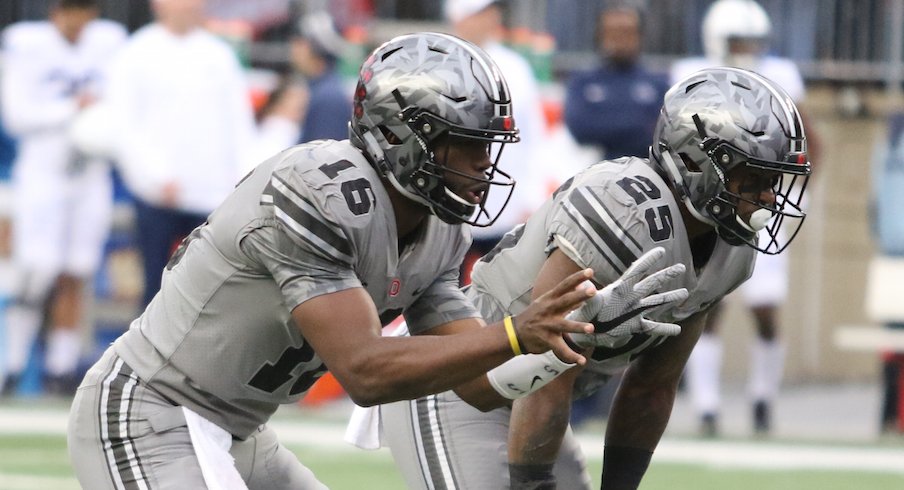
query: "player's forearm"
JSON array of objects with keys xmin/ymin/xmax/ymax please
[
  {"xmin": 604, "ymin": 315, "xmax": 702, "ymax": 450},
  {"xmin": 453, "ymin": 376, "xmax": 509, "ymax": 412},
  {"xmin": 508, "ymin": 378, "xmax": 574, "ymax": 464},
  {"xmin": 505, "ymin": 376, "xmax": 575, "ymax": 490},
  {"xmin": 334, "ymin": 325, "xmax": 514, "ymax": 406},
  {"xmin": 604, "ymin": 369, "xmax": 677, "ymax": 451},
  {"xmin": 599, "ymin": 373, "xmax": 674, "ymax": 489}
]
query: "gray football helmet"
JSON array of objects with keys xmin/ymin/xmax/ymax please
[
  {"xmin": 349, "ymin": 32, "xmax": 519, "ymax": 226},
  {"xmin": 650, "ymin": 67, "xmax": 811, "ymax": 254}
]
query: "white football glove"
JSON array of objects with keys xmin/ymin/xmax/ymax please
[{"xmin": 567, "ymin": 247, "xmax": 689, "ymax": 348}]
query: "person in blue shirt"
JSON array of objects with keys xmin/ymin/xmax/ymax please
[
  {"xmin": 0, "ymin": 120, "xmax": 14, "ymax": 180},
  {"xmin": 563, "ymin": 4, "xmax": 669, "ymax": 160},
  {"xmin": 562, "ymin": 3, "xmax": 670, "ymax": 425},
  {"xmin": 290, "ymin": 11, "xmax": 353, "ymax": 143}
]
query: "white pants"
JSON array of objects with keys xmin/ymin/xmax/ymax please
[{"xmin": 12, "ymin": 153, "xmax": 112, "ymax": 277}]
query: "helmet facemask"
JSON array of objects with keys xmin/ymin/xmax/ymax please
[
  {"xmin": 681, "ymin": 115, "xmax": 810, "ymax": 254},
  {"xmin": 391, "ymin": 95, "xmax": 518, "ymax": 226}
]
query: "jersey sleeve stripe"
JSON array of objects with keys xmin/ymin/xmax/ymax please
[
  {"xmin": 565, "ymin": 189, "xmax": 640, "ymax": 271},
  {"xmin": 275, "ymin": 211, "xmax": 354, "ymax": 268},
  {"xmin": 266, "ymin": 177, "xmax": 354, "ymax": 262},
  {"xmin": 584, "ymin": 187, "xmax": 644, "ymax": 253},
  {"xmin": 560, "ymin": 203, "xmax": 624, "ymax": 273}
]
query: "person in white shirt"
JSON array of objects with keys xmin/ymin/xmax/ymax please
[
  {"xmin": 104, "ymin": 0, "xmax": 299, "ymax": 308},
  {"xmin": 670, "ymin": 0, "xmax": 820, "ymax": 436},
  {"xmin": 444, "ymin": 0, "xmax": 550, "ymax": 284},
  {"xmin": 0, "ymin": 0, "xmax": 127, "ymax": 396}
]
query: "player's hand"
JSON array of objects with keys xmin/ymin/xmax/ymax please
[
  {"xmin": 567, "ymin": 247, "xmax": 689, "ymax": 348},
  {"xmin": 511, "ymin": 269, "xmax": 596, "ymax": 365}
]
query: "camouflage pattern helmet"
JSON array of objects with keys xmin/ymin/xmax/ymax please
[
  {"xmin": 650, "ymin": 67, "xmax": 811, "ymax": 254},
  {"xmin": 349, "ymin": 32, "xmax": 519, "ymax": 226}
]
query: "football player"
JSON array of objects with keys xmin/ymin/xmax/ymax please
[
  {"xmin": 0, "ymin": 0, "xmax": 127, "ymax": 395},
  {"xmin": 65, "ymin": 32, "xmax": 681, "ymax": 489},
  {"xmin": 368, "ymin": 67, "xmax": 811, "ymax": 489},
  {"xmin": 671, "ymin": 0, "xmax": 820, "ymax": 436}
]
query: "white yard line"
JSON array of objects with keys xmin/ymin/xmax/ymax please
[
  {"xmin": 0, "ymin": 408, "xmax": 68, "ymax": 436},
  {"xmin": 268, "ymin": 417, "xmax": 904, "ymax": 475},
  {"xmin": 639, "ymin": 438, "xmax": 904, "ymax": 474},
  {"xmin": 2, "ymin": 405, "xmax": 903, "ymax": 475},
  {"xmin": 0, "ymin": 474, "xmax": 79, "ymax": 490}
]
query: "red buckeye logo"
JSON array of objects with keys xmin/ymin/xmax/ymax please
[{"xmin": 389, "ymin": 279, "xmax": 401, "ymax": 297}]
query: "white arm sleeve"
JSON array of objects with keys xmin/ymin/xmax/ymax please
[{"xmin": 486, "ymin": 350, "xmax": 575, "ymax": 400}]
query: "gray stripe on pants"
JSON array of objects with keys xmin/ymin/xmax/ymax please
[
  {"xmin": 415, "ymin": 394, "xmax": 460, "ymax": 490},
  {"xmin": 99, "ymin": 357, "xmax": 150, "ymax": 490}
]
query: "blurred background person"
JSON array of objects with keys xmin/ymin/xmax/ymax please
[
  {"xmin": 561, "ymin": 2, "xmax": 670, "ymax": 427},
  {"xmin": 563, "ymin": 3, "xmax": 669, "ymax": 161},
  {"xmin": 0, "ymin": 0, "xmax": 126, "ymax": 396},
  {"xmin": 290, "ymin": 10, "xmax": 352, "ymax": 144},
  {"xmin": 444, "ymin": 0, "xmax": 549, "ymax": 284},
  {"xmin": 103, "ymin": 0, "xmax": 300, "ymax": 309},
  {"xmin": 0, "ymin": 112, "xmax": 13, "ymax": 178},
  {"xmin": 670, "ymin": 0, "xmax": 820, "ymax": 436},
  {"xmin": 869, "ymin": 111, "xmax": 904, "ymax": 435}
]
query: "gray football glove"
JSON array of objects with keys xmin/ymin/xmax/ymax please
[{"xmin": 567, "ymin": 247, "xmax": 689, "ymax": 348}]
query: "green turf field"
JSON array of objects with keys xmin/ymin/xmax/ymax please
[
  {"xmin": 1, "ymin": 402, "xmax": 903, "ymax": 489},
  {"xmin": 3, "ymin": 433, "xmax": 904, "ymax": 489}
]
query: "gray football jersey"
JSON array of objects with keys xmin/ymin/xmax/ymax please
[
  {"xmin": 468, "ymin": 157, "xmax": 756, "ymax": 396},
  {"xmin": 114, "ymin": 140, "xmax": 477, "ymax": 438}
]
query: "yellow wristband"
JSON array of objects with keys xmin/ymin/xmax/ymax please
[{"xmin": 504, "ymin": 316, "xmax": 523, "ymax": 356}]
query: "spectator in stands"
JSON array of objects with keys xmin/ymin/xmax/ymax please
[
  {"xmin": 104, "ymin": 0, "xmax": 299, "ymax": 308},
  {"xmin": 0, "ymin": 0, "xmax": 127, "ymax": 396},
  {"xmin": 563, "ymin": 4, "xmax": 669, "ymax": 160},
  {"xmin": 671, "ymin": 0, "xmax": 820, "ymax": 436},
  {"xmin": 445, "ymin": 0, "xmax": 549, "ymax": 284},
  {"xmin": 290, "ymin": 11, "xmax": 353, "ymax": 144}
]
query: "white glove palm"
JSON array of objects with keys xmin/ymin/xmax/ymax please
[{"xmin": 567, "ymin": 247, "xmax": 689, "ymax": 348}]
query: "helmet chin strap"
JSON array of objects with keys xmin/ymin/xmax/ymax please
[
  {"xmin": 736, "ymin": 208, "xmax": 772, "ymax": 232},
  {"xmin": 656, "ymin": 148, "xmax": 718, "ymax": 227}
]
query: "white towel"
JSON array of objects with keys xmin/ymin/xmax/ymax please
[
  {"xmin": 344, "ymin": 320, "xmax": 406, "ymax": 450},
  {"xmin": 344, "ymin": 404, "xmax": 383, "ymax": 450},
  {"xmin": 182, "ymin": 407, "xmax": 248, "ymax": 490}
]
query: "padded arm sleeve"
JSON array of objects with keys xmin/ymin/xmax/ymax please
[{"xmin": 486, "ymin": 350, "xmax": 575, "ymax": 400}]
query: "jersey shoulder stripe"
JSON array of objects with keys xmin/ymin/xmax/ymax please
[
  {"xmin": 263, "ymin": 173, "xmax": 353, "ymax": 266},
  {"xmin": 560, "ymin": 186, "xmax": 642, "ymax": 273},
  {"xmin": 582, "ymin": 185, "xmax": 645, "ymax": 253}
]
